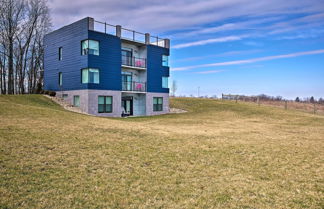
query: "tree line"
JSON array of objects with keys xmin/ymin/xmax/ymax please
[{"xmin": 0, "ymin": 0, "xmax": 51, "ymax": 94}]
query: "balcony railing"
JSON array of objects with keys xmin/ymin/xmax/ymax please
[
  {"xmin": 91, "ymin": 19, "xmax": 170, "ymax": 48},
  {"xmin": 122, "ymin": 55, "xmax": 146, "ymax": 68},
  {"xmin": 122, "ymin": 81, "xmax": 146, "ymax": 92}
]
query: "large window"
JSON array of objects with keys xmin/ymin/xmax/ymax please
[
  {"xmin": 153, "ymin": 97, "xmax": 163, "ymax": 111},
  {"xmin": 59, "ymin": 47, "xmax": 62, "ymax": 60},
  {"xmin": 162, "ymin": 76, "xmax": 169, "ymax": 88},
  {"xmin": 98, "ymin": 96, "xmax": 112, "ymax": 113},
  {"xmin": 82, "ymin": 68, "xmax": 99, "ymax": 84},
  {"xmin": 81, "ymin": 40, "xmax": 99, "ymax": 55},
  {"xmin": 73, "ymin": 95, "xmax": 80, "ymax": 107},
  {"xmin": 162, "ymin": 55, "xmax": 169, "ymax": 67},
  {"xmin": 58, "ymin": 72, "xmax": 62, "ymax": 86}
]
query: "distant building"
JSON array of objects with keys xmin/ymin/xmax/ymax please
[{"xmin": 44, "ymin": 17, "xmax": 170, "ymax": 117}]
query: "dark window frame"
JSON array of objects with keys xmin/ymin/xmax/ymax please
[
  {"xmin": 98, "ymin": 96, "xmax": 113, "ymax": 113},
  {"xmin": 73, "ymin": 95, "xmax": 80, "ymax": 107},
  {"xmin": 153, "ymin": 97, "xmax": 163, "ymax": 111},
  {"xmin": 81, "ymin": 39, "xmax": 100, "ymax": 56},
  {"xmin": 81, "ymin": 68, "xmax": 100, "ymax": 84},
  {"xmin": 162, "ymin": 55, "xmax": 169, "ymax": 67},
  {"xmin": 59, "ymin": 47, "xmax": 62, "ymax": 60},
  {"xmin": 58, "ymin": 72, "xmax": 62, "ymax": 86}
]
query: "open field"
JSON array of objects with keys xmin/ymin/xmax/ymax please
[{"xmin": 0, "ymin": 95, "xmax": 324, "ymax": 208}]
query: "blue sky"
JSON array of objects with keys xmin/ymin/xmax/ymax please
[{"xmin": 49, "ymin": 0, "xmax": 324, "ymax": 99}]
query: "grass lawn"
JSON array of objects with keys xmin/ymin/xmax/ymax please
[{"xmin": 0, "ymin": 95, "xmax": 323, "ymax": 208}]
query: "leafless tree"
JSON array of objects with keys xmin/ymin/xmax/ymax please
[
  {"xmin": 0, "ymin": 0, "xmax": 51, "ymax": 94},
  {"xmin": 171, "ymin": 80, "xmax": 177, "ymax": 97}
]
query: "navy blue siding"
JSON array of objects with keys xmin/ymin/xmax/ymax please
[
  {"xmin": 44, "ymin": 17, "xmax": 169, "ymax": 93},
  {"xmin": 44, "ymin": 18, "xmax": 89, "ymax": 91},
  {"xmin": 88, "ymin": 31, "xmax": 121, "ymax": 90},
  {"xmin": 147, "ymin": 45, "xmax": 170, "ymax": 93}
]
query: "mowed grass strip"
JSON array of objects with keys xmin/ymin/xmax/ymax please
[{"xmin": 0, "ymin": 95, "xmax": 323, "ymax": 209}]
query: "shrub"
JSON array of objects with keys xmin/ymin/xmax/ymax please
[{"xmin": 49, "ymin": 91, "xmax": 56, "ymax": 97}]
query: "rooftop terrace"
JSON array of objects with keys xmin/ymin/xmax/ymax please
[{"xmin": 88, "ymin": 17, "xmax": 170, "ymax": 48}]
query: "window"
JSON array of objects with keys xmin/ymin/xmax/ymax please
[
  {"xmin": 153, "ymin": 97, "xmax": 163, "ymax": 111},
  {"xmin": 162, "ymin": 77, "xmax": 169, "ymax": 88},
  {"xmin": 98, "ymin": 96, "xmax": 113, "ymax": 113},
  {"xmin": 62, "ymin": 94, "xmax": 68, "ymax": 99},
  {"xmin": 81, "ymin": 40, "xmax": 99, "ymax": 55},
  {"xmin": 73, "ymin": 95, "xmax": 80, "ymax": 107},
  {"xmin": 59, "ymin": 47, "xmax": 62, "ymax": 60},
  {"xmin": 58, "ymin": 72, "xmax": 62, "ymax": 86},
  {"xmin": 82, "ymin": 68, "xmax": 99, "ymax": 84},
  {"xmin": 162, "ymin": 55, "xmax": 169, "ymax": 67}
]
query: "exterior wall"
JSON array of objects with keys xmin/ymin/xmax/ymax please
[
  {"xmin": 45, "ymin": 17, "xmax": 171, "ymax": 117},
  {"xmin": 57, "ymin": 90, "xmax": 122, "ymax": 117},
  {"xmin": 44, "ymin": 18, "xmax": 89, "ymax": 91},
  {"xmin": 146, "ymin": 92, "xmax": 169, "ymax": 116},
  {"xmin": 88, "ymin": 31, "xmax": 122, "ymax": 91},
  {"xmin": 121, "ymin": 42, "xmax": 147, "ymax": 59},
  {"xmin": 122, "ymin": 68, "xmax": 146, "ymax": 83},
  {"xmin": 122, "ymin": 93, "xmax": 146, "ymax": 116},
  {"xmin": 146, "ymin": 45, "xmax": 170, "ymax": 93},
  {"xmin": 87, "ymin": 90, "xmax": 122, "ymax": 117}
]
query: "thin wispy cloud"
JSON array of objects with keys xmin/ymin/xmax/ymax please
[
  {"xmin": 194, "ymin": 70, "xmax": 225, "ymax": 74},
  {"xmin": 173, "ymin": 35, "xmax": 249, "ymax": 49},
  {"xmin": 173, "ymin": 49, "xmax": 324, "ymax": 71}
]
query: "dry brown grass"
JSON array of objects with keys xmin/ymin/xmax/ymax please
[
  {"xmin": 246, "ymin": 100, "xmax": 324, "ymax": 115},
  {"xmin": 0, "ymin": 95, "xmax": 324, "ymax": 208}
]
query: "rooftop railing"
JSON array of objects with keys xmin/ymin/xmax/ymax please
[{"xmin": 91, "ymin": 19, "xmax": 169, "ymax": 48}]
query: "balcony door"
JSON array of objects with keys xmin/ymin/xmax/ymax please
[
  {"xmin": 122, "ymin": 72, "xmax": 132, "ymax": 91},
  {"xmin": 122, "ymin": 48, "xmax": 132, "ymax": 66},
  {"xmin": 122, "ymin": 96, "xmax": 133, "ymax": 116}
]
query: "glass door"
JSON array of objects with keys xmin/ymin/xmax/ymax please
[
  {"xmin": 122, "ymin": 72, "xmax": 132, "ymax": 91},
  {"xmin": 122, "ymin": 96, "xmax": 133, "ymax": 116},
  {"xmin": 122, "ymin": 48, "xmax": 133, "ymax": 66}
]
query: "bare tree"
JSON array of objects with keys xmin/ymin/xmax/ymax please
[
  {"xmin": 0, "ymin": 0, "xmax": 51, "ymax": 94},
  {"xmin": 171, "ymin": 80, "xmax": 177, "ymax": 97}
]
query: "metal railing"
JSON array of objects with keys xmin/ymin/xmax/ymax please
[
  {"xmin": 122, "ymin": 81, "xmax": 146, "ymax": 92},
  {"xmin": 92, "ymin": 20, "xmax": 168, "ymax": 48},
  {"xmin": 122, "ymin": 55, "xmax": 146, "ymax": 68}
]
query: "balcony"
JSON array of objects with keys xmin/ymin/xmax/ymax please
[
  {"xmin": 122, "ymin": 81, "xmax": 146, "ymax": 92},
  {"xmin": 122, "ymin": 55, "xmax": 146, "ymax": 69}
]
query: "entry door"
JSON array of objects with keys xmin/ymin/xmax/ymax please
[{"xmin": 122, "ymin": 97, "xmax": 133, "ymax": 115}]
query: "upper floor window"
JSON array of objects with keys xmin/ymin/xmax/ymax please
[
  {"xmin": 82, "ymin": 68, "xmax": 99, "ymax": 84},
  {"xmin": 153, "ymin": 97, "xmax": 163, "ymax": 111},
  {"xmin": 162, "ymin": 76, "xmax": 169, "ymax": 88},
  {"xmin": 162, "ymin": 55, "xmax": 169, "ymax": 67},
  {"xmin": 81, "ymin": 40, "xmax": 99, "ymax": 56},
  {"xmin": 59, "ymin": 47, "xmax": 62, "ymax": 60},
  {"xmin": 58, "ymin": 72, "xmax": 62, "ymax": 86}
]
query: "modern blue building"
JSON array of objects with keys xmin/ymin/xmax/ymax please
[{"xmin": 44, "ymin": 17, "xmax": 170, "ymax": 117}]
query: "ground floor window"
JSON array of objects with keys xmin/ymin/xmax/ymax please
[
  {"xmin": 73, "ymin": 95, "xmax": 80, "ymax": 107},
  {"xmin": 153, "ymin": 97, "xmax": 163, "ymax": 111},
  {"xmin": 62, "ymin": 94, "xmax": 68, "ymax": 99},
  {"xmin": 98, "ymin": 96, "xmax": 113, "ymax": 113}
]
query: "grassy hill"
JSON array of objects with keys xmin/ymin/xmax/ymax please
[{"xmin": 0, "ymin": 95, "xmax": 323, "ymax": 208}]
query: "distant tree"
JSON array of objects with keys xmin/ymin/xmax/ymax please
[
  {"xmin": 310, "ymin": 96, "xmax": 315, "ymax": 103},
  {"xmin": 319, "ymin": 98, "xmax": 324, "ymax": 104},
  {"xmin": 275, "ymin": 96, "xmax": 283, "ymax": 101},
  {"xmin": 171, "ymin": 80, "xmax": 177, "ymax": 97},
  {"xmin": 295, "ymin": 97, "xmax": 300, "ymax": 102}
]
